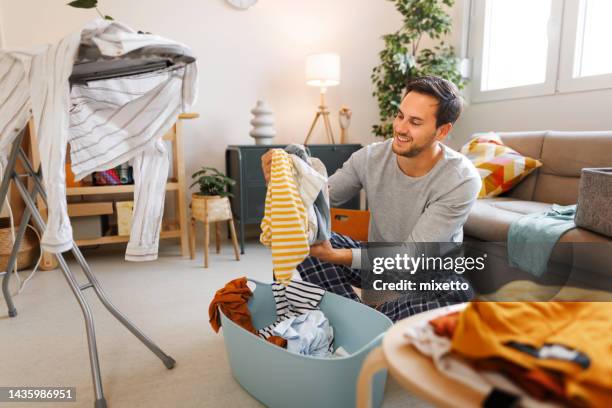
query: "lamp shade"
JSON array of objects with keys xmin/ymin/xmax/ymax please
[{"xmin": 305, "ymin": 53, "xmax": 340, "ymax": 87}]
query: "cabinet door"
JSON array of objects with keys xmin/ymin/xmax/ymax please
[
  {"xmin": 245, "ymin": 184, "xmax": 268, "ymax": 223},
  {"xmin": 242, "ymin": 147, "xmax": 270, "ymax": 184},
  {"xmin": 309, "ymin": 145, "xmax": 360, "ymax": 175}
]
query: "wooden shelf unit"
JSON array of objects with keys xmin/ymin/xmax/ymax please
[
  {"xmin": 66, "ymin": 180, "xmax": 180, "ymax": 196},
  {"xmin": 24, "ymin": 113, "xmax": 198, "ymax": 269}
]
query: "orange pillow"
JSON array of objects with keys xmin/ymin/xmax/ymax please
[{"xmin": 460, "ymin": 133, "xmax": 542, "ymax": 198}]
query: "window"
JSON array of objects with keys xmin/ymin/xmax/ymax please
[
  {"xmin": 573, "ymin": 0, "xmax": 612, "ymax": 78},
  {"xmin": 470, "ymin": 0, "xmax": 612, "ymax": 102},
  {"xmin": 480, "ymin": 0, "xmax": 552, "ymax": 91},
  {"xmin": 558, "ymin": 0, "xmax": 612, "ymax": 92}
]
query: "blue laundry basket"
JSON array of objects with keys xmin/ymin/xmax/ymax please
[{"xmin": 220, "ymin": 279, "xmax": 392, "ymax": 408}]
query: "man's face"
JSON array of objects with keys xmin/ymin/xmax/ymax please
[{"xmin": 391, "ymin": 91, "xmax": 442, "ymax": 158}]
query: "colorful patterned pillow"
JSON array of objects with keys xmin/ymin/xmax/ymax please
[{"xmin": 460, "ymin": 132, "xmax": 543, "ymax": 198}]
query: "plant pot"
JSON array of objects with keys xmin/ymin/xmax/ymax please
[{"xmin": 191, "ymin": 194, "xmax": 232, "ymax": 222}]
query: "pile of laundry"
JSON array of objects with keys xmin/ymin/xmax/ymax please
[
  {"xmin": 259, "ymin": 145, "xmax": 330, "ymax": 284},
  {"xmin": 209, "ymin": 277, "xmax": 347, "ymax": 358},
  {"xmin": 405, "ymin": 302, "xmax": 612, "ymax": 407}
]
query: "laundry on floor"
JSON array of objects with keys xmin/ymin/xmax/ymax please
[
  {"xmin": 210, "ymin": 277, "xmax": 345, "ymax": 358},
  {"xmin": 404, "ymin": 302, "xmax": 612, "ymax": 407}
]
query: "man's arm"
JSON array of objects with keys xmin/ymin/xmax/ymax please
[
  {"xmin": 309, "ymin": 240, "xmax": 353, "ymax": 266},
  {"xmin": 310, "ymin": 148, "xmax": 367, "ymax": 266},
  {"xmin": 407, "ymin": 175, "xmax": 481, "ymax": 242}
]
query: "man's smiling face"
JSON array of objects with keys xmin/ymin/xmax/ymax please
[{"xmin": 392, "ymin": 91, "xmax": 441, "ymax": 158}]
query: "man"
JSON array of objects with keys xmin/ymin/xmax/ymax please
[{"xmin": 262, "ymin": 76, "xmax": 481, "ymax": 321}]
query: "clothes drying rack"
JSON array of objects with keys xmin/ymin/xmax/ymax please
[{"xmin": 0, "ymin": 57, "xmax": 185, "ymax": 408}]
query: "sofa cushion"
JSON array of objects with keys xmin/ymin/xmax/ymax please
[
  {"xmin": 465, "ymin": 198, "xmax": 552, "ymax": 241},
  {"xmin": 471, "ymin": 131, "xmax": 545, "ymax": 201},
  {"xmin": 460, "ymin": 133, "xmax": 542, "ymax": 198}
]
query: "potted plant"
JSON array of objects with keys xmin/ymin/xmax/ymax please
[
  {"xmin": 189, "ymin": 167, "xmax": 236, "ymax": 223},
  {"xmin": 371, "ymin": 0, "xmax": 465, "ymax": 139}
]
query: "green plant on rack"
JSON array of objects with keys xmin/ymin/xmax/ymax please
[
  {"xmin": 190, "ymin": 167, "xmax": 236, "ymax": 198},
  {"xmin": 371, "ymin": 0, "xmax": 465, "ymax": 139}
]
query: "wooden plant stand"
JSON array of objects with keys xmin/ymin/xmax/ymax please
[{"xmin": 189, "ymin": 194, "xmax": 240, "ymax": 268}]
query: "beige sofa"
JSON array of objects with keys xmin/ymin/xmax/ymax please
[
  {"xmin": 465, "ymin": 130, "xmax": 612, "ymax": 243},
  {"xmin": 463, "ymin": 131, "xmax": 612, "ymax": 288}
]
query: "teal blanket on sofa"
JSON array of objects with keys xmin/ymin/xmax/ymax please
[{"xmin": 507, "ymin": 204, "xmax": 577, "ymax": 276}]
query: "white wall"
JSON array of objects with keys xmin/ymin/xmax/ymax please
[
  {"xmin": 447, "ymin": 0, "xmax": 612, "ymax": 150},
  {"xmin": 0, "ymin": 9, "xmax": 4, "ymax": 48},
  {"xmin": 0, "ymin": 0, "xmax": 401, "ymax": 179},
  {"xmin": 3, "ymin": 1, "xmax": 606, "ymax": 168}
]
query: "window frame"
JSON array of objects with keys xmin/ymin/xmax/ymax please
[
  {"xmin": 557, "ymin": 0, "xmax": 612, "ymax": 93},
  {"xmin": 469, "ymin": 0, "xmax": 612, "ymax": 104},
  {"xmin": 469, "ymin": 0, "xmax": 563, "ymax": 103}
]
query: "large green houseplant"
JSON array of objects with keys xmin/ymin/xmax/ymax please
[{"xmin": 371, "ymin": 0, "xmax": 465, "ymax": 139}]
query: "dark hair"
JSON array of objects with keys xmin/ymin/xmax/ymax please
[{"xmin": 404, "ymin": 76, "xmax": 463, "ymax": 128}]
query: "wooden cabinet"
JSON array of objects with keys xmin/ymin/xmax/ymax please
[{"xmin": 225, "ymin": 144, "xmax": 362, "ymax": 253}]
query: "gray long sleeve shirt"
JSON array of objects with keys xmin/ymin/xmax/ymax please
[{"xmin": 328, "ymin": 139, "xmax": 482, "ymax": 270}]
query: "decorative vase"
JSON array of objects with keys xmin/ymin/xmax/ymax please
[{"xmin": 249, "ymin": 100, "xmax": 276, "ymax": 145}]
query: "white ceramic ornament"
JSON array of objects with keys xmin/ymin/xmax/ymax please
[
  {"xmin": 249, "ymin": 100, "xmax": 276, "ymax": 145},
  {"xmin": 226, "ymin": 0, "xmax": 257, "ymax": 10}
]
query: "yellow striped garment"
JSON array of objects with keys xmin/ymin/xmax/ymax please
[{"xmin": 260, "ymin": 149, "xmax": 310, "ymax": 284}]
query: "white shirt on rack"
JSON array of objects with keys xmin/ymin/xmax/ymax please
[{"xmin": 0, "ymin": 19, "xmax": 198, "ymax": 261}]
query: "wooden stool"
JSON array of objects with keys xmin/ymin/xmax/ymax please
[{"xmin": 189, "ymin": 195, "xmax": 240, "ymax": 268}]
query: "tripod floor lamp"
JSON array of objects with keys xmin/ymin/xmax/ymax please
[{"xmin": 304, "ymin": 53, "xmax": 340, "ymax": 145}]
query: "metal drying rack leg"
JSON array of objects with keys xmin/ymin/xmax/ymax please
[{"xmin": 1, "ymin": 130, "xmax": 176, "ymax": 408}]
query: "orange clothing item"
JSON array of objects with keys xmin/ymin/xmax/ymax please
[
  {"xmin": 452, "ymin": 302, "xmax": 612, "ymax": 408},
  {"xmin": 429, "ymin": 311, "xmax": 460, "ymax": 338},
  {"xmin": 209, "ymin": 277, "xmax": 256, "ymax": 334},
  {"xmin": 267, "ymin": 336, "xmax": 288, "ymax": 348},
  {"xmin": 208, "ymin": 277, "xmax": 287, "ymax": 349}
]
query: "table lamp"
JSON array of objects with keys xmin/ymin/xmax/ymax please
[{"xmin": 304, "ymin": 53, "xmax": 340, "ymax": 144}]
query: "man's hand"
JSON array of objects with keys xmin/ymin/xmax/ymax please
[
  {"xmin": 309, "ymin": 240, "xmax": 353, "ymax": 266},
  {"xmin": 261, "ymin": 149, "xmax": 273, "ymax": 184}
]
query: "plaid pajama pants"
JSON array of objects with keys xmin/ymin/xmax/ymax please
[{"xmin": 297, "ymin": 232, "xmax": 474, "ymax": 322}]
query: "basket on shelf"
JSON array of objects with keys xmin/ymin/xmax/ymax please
[{"xmin": 0, "ymin": 227, "xmax": 38, "ymax": 271}]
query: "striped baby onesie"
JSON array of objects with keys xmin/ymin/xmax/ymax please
[{"xmin": 260, "ymin": 149, "xmax": 310, "ymax": 284}]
